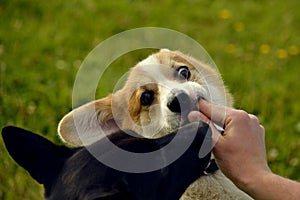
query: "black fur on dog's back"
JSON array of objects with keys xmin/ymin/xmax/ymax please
[{"xmin": 2, "ymin": 122, "xmax": 212, "ymax": 200}]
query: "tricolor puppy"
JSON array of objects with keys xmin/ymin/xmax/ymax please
[
  {"xmin": 58, "ymin": 49, "xmax": 252, "ymax": 199},
  {"xmin": 58, "ymin": 49, "xmax": 233, "ymax": 144}
]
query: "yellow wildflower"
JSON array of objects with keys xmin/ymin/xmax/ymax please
[
  {"xmin": 219, "ymin": 9, "xmax": 231, "ymax": 20},
  {"xmin": 234, "ymin": 22, "xmax": 245, "ymax": 32},
  {"xmin": 226, "ymin": 44, "xmax": 236, "ymax": 54},
  {"xmin": 289, "ymin": 45, "xmax": 299, "ymax": 55},
  {"xmin": 276, "ymin": 49, "xmax": 288, "ymax": 59},
  {"xmin": 259, "ymin": 44, "xmax": 271, "ymax": 54}
]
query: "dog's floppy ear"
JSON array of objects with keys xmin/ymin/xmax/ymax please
[
  {"xmin": 1, "ymin": 126, "xmax": 74, "ymax": 193},
  {"xmin": 58, "ymin": 95, "xmax": 121, "ymax": 146}
]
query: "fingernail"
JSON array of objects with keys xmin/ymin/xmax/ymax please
[
  {"xmin": 198, "ymin": 99, "xmax": 209, "ymax": 109},
  {"xmin": 200, "ymin": 98, "xmax": 209, "ymax": 103}
]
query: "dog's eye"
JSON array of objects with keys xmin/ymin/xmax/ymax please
[
  {"xmin": 140, "ymin": 91, "xmax": 154, "ymax": 106},
  {"xmin": 177, "ymin": 66, "xmax": 190, "ymax": 80}
]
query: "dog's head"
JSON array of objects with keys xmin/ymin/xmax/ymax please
[{"xmin": 59, "ymin": 49, "xmax": 233, "ymax": 145}]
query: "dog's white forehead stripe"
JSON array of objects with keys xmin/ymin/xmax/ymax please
[
  {"xmin": 138, "ymin": 55, "xmax": 169, "ymax": 83},
  {"xmin": 138, "ymin": 55, "xmax": 160, "ymax": 66},
  {"xmin": 160, "ymin": 48, "xmax": 170, "ymax": 52}
]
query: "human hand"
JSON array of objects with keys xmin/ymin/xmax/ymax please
[{"xmin": 188, "ymin": 100, "xmax": 271, "ymax": 191}]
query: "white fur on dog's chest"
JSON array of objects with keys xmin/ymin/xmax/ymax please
[{"xmin": 180, "ymin": 171, "xmax": 253, "ymax": 200}]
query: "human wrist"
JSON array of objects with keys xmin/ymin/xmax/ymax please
[
  {"xmin": 236, "ymin": 169, "xmax": 273, "ymax": 198},
  {"xmin": 241, "ymin": 170, "xmax": 300, "ymax": 200}
]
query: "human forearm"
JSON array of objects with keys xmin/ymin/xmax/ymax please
[{"xmin": 241, "ymin": 171, "xmax": 300, "ymax": 200}]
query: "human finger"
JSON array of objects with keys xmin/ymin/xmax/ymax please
[
  {"xmin": 198, "ymin": 100, "xmax": 228, "ymax": 127},
  {"xmin": 188, "ymin": 111, "xmax": 223, "ymax": 146},
  {"xmin": 188, "ymin": 111, "xmax": 210, "ymax": 124}
]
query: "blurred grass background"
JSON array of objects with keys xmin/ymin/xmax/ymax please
[{"xmin": 0, "ymin": 0, "xmax": 300, "ymax": 199}]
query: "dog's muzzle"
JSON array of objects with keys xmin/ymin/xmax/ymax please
[
  {"xmin": 167, "ymin": 91, "xmax": 191, "ymax": 114},
  {"xmin": 167, "ymin": 90, "xmax": 201, "ymax": 115}
]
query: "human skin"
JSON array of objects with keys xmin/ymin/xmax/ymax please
[{"xmin": 188, "ymin": 100, "xmax": 300, "ymax": 200}]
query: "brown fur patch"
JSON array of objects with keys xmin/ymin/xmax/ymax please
[{"xmin": 127, "ymin": 84, "xmax": 159, "ymax": 126}]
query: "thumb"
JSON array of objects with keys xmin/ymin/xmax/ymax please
[
  {"xmin": 188, "ymin": 111, "xmax": 223, "ymax": 155},
  {"xmin": 198, "ymin": 100, "xmax": 228, "ymax": 128}
]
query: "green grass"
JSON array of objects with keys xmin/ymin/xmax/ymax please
[{"xmin": 1, "ymin": 0, "xmax": 300, "ymax": 199}]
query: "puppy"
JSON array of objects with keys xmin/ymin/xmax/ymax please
[
  {"xmin": 58, "ymin": 49, "xmax": 252, "ymax": 199},
  {"xmin": 2, "ymin": 123, "xmax": 212, "ymax": 200},
  {"xmin": 58, "ymin": 49, "xmax": 233, "ymax": 145}
]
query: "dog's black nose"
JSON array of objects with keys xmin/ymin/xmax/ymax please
[{"xmin": 167, "ymin": 92, "xmax": 191, "ymax": 113}]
